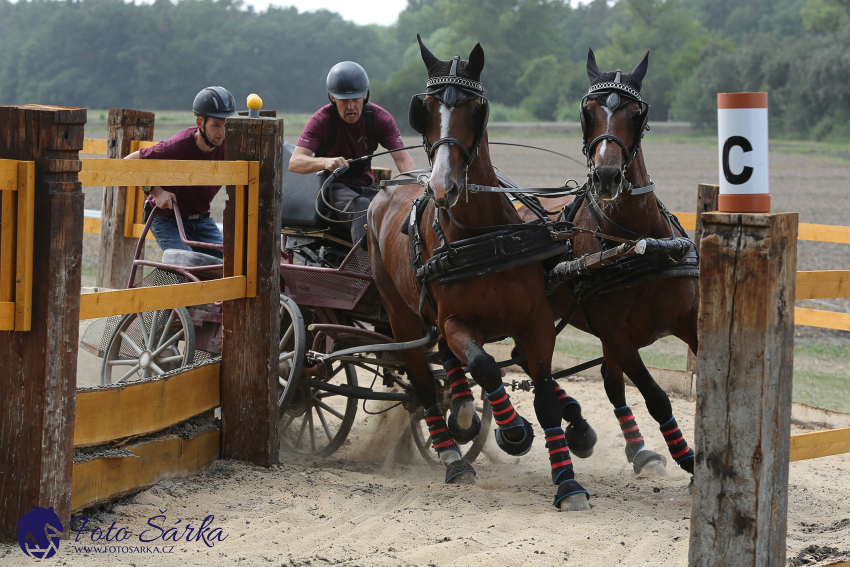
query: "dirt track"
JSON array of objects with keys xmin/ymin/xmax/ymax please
[{"xmin": 3, "ymin": 373, "xmax": 848, "ymax": 566}]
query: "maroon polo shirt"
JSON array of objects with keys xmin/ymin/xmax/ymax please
[
  {"xmin": 297, "ymin": 103, "xmax": 404, "ymax": 187},
  {"xmin": 141, "ymin": 127, "xmax": 225, "ymax": 217}
]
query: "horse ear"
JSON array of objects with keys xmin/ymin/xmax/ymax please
[
  {"xmin": 468, "ymin": 42, "xmax": 485, "ymax": 77},
  {"xmin": 587, "ymin": 48, "xmax": 602, "ymax": 84},
  {"xmin": 630, "ymin": 51, "xmax": 649, "ymax": 86},
  {"xmin": 418, "ymin": 34, "xmax": 440, "ymax": 71}
]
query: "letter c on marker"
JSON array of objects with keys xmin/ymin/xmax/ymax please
[{"xmin": 722, "ymin": 135, "xmax": 754, "ymax": 185}]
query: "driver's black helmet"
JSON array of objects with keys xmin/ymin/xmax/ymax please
[
  {"xmin": 193, "ymin": 86, "xmax": 238, "ymax": 119},
  {"xmin": 326, "ymin": 62, "xmax": 370, "ymax": 102}
]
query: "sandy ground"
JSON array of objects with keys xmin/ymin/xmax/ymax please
[{"xmin": 3, "ymin": 372, "xmax": 849, "ymax": 567}]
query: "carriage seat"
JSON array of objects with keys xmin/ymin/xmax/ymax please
[{"xmin": 161, "ymin": 249, "xmax": 223, "ymax": 270}]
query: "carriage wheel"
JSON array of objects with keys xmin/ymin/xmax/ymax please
[
  {"xmin": 409, "ymin": 383, "xmax": 493, "ymax": 466},
  {"xmin": 278, "ymin": 306, "xmax": 358, "ymax": 458},
  {"xmin": 101, "ymin": 307, "xmax": 196, "ymax": 385},
  {"xmin": 276, "ymin": 295, "xmax": 306, "ymax": 415}
]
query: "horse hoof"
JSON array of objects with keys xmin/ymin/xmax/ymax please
[
  {"xmin": 448, "ymin": 405, "xmax": 481, "ymax": 445},
  {"xmin": 445, "ymin": 459, "xmax": 476, "ymax": 485},
  {"xmin": 565, "ymin": 423, "xmax": 597, "ymax": 458},
  {"xmin": 553, "ymin": 480, "xmax": 591, "ymax": 511},
  {"xmin": 633, "ymin": 450, "xmax": 668, "ymax": 477},
  {"xmin": 688, "ymin": 476, "xmax": 695, "ymax": 495},
  {"xmin": 494, "ymin": 417, "xmax": 534, "ymax": 456}
]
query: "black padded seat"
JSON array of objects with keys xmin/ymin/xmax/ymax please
[{"xmin": 161, "ymin": 249, "xmax": 222, "ymax": 269}]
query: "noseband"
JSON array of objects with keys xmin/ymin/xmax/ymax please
[{"xmin": 580, "ymin": 72, "xmax": 652, "ymax": 195}]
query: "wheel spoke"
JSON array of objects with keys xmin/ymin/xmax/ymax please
[
  {"xmin": 137, "ymin": 313, "xmax": 150, "ymax": 348},
  {"xmin": 151, "ymin": 329, "xmax": 184, "ymax": 357},
  {"xmin": 308, "ymin": 409, "xmax": 316, "ymax": 452},
  {"xmin": 279, "ymin": 321, "xmax": 294, "ymax": 350},
  {"xmin": 156, "ymin": 310, "xmax": 177, "ymax": 350},
  {"xmin": 314, "ymin": 399, "xmax": 345, "ymax": 421},
  {"xmin": 146, "ymin": 310, "xmax": 160, "ymax": 350},
  {"xmin": 118, "ymin": 331, "xmax": 144, "ymax": 355},
  {"xmin": 155, "ymin": 355, "xmax": 184, "ymax": 365},
  {"xmin": 294, "ymin": 415, "xmax": 309, "ymax": 448},
  {"xmin": 118, "ymin": 364, "xmax": 142, "ymax": 382},
  {"xmin": 279, "ymin": 413, "xmax": 295, "ymax": 432},
  {"xmin": 279, "ymin": 351, "xmax": 296, "ymax": 362},
  {"xmin": 315, "ymin": 406, "xmax": 334, "ymax": 442},
  {"xmin": 108, "ymin": 359, "xmax": 140, "ymax": 367},
  {"xmin": 148, "ymin": 361, "xmax": 166, "ymax": 375}
]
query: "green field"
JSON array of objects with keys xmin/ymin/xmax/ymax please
[{"xmin": 550, "ymin": 326, "xmax": 850, "ymax": 414}]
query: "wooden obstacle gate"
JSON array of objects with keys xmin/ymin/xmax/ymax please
[{"xmin": 0, "ymin": 104, "xmax": 284, "ymax": 541}]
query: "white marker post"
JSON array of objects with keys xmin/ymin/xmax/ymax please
[{"xmin": 717, "ymin": 92, "xmax": 769, "ymax": 213}]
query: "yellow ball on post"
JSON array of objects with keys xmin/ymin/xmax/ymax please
[{"xmin": 247, "ymin": 93, "xmax": 263, "ymax": 117}]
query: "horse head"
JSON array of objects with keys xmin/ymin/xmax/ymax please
[
  {"xmin": 410, "ymin": 35, "xmax": 489, "ymax": 210},
  {"xmin": 581, "ymin": 48, "xmax": 651, "ymax": 201}
]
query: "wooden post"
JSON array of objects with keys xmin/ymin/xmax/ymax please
[
  {"xmin": 687, "ymin": 183, "xmax": 720, "ymax": 376},
  {"xmin": 220, "ymin": 116, "xmax": 283, "ymax": 465},
  {"xmin": 689, "ymin": 212, "xmax": 798, "ymax": 567},
  {"xmin": 96, "ymin": 109, "xmax": 154, "ymax": 289},
  {"xmin": 0, "ymin": 105, "xmax": 86, "ymax": 541}
]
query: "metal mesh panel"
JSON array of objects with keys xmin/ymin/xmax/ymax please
[
  {"xmin": 281, "ymin": 266, "xmax": 369, "ymax": 304},
  {"xmin": 342, "ymin": 247, "xmax": 372, "ymax": 276}
]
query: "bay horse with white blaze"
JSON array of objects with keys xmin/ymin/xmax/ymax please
[
  {"xmin": 518, "ymin": 49, "xmax": 699, "ymax": 479},
  {"xmin": 368, "ymin": 36, "xmax": 593, "ymax": 510}
]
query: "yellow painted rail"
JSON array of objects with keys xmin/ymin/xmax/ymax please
[
  {"xmin": 75, "ymin": 363, "xmax": 220, "ymax": 448},
  {"xmin": 796, "ymin": 270, "xmax": 850, "ymax": 300},
  {"xmin": 79, "ymin": 275, "xmax": 246, "ymax": 320},
  {"xmin": 795, "ymin": 308, "xmax": 850, "ymax": 332},
  {"xmin": 79, "ymin": 158, "xmax": 249, "ymax": 188},
  {"xmin": 790, "ymin": 427, "xmax": 850, "ymax": 462},
  {"xmin": 82, "ymin": 138, "xmax": 108, "ymax": 155},
  {"xmin": 0, "ymin": 159, "xmax": 35, "ymax": 331},
  {"xmin": 71, "ymin": 430, "xmax": 220, "ymax": 512}
]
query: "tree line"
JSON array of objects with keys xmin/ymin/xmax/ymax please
[{"xmin": 0, "ymin": 0, "xmax": 847, "ymax": 139}]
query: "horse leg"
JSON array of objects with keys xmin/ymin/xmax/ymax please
[
  {"xmin": 437, "ymin": 338, "xmax": 480, "ymax": 444},
  {"xmin": 442, "ymin": 323, "xmax": 534, "ymax": 454},
  {"xmin": 369, "ymin": 252, "xmax": 474, "ymax": 484},
  {"xmin": 609, "ymin": 349, "xmax": 695, "ymax": 475},
  {"xmin": 600, "ymin": 352, "xmax": 668, "ymax": 477},
  {"xmin": 509, "ymin": 343, "xmax": 596, "ymax": 458},
  {"xmin": 521, "ymin": 337, "xmax": 591, "ymax": 511}
]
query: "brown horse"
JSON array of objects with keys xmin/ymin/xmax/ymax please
[
  {"xmin": 518, "ymin": 49, "xmax": 699, "ymax": 479},
  {"xmin": 368, "ymin": 36, "xmax": 592, "ymax": 510}
]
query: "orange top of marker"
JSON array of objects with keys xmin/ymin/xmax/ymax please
[{"xmin": 717, "ymin": 92, "xmax": 768, "ymax": 109}]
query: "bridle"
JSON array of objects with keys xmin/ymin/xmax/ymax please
[
  {"xmin": 580, "ymin": 71, "xmax": 654, "ymax": 196},
  {"xmin": 408, "ymin": 56, "xmax": 490, "ymax": 196}
]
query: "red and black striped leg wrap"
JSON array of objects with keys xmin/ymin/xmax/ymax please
[
  {"xmin": 444, "ymin": 358, "xmax": 474, "ymax": 411},
  {"xmin": 544, "ymin": 427, "xmax": 574, "ymax": 485},
  {"xmin": 488, "ymin": 385, "xmax": 534, "ymax": 455},
  {"xmin": 661, "ymin": 416, "xmax": 694, "ymax": 473},
  {"xmin": 555, "ymin": 384, "xmax": 596, "ymax": 458},
  {"xmin": 546, "ymin": 427, "xmax": 590, "ymax": 507},
  {"xmin": 614, "ymin": 406, "xmax": 646, "ymax": 463},
  {"xmin": 424, "ymin": 404, "xmax": 459, "ymax": 457},
  {"xmin": 487, "ymin": 385, "xmax": 522, "ymax": 429}
]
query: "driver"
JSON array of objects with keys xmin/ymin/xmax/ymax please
[
  {"xmin": 125, "ymin": 86, "xmax": 238, "ymax": 259},
  {"xmin": 289, "ymin": 61, "xmax": 416, "ymax": 245}
]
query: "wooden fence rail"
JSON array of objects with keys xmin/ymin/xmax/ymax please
[{"xmin": 0, "ymin": 159, "xmax": 34, "ymax": 331}]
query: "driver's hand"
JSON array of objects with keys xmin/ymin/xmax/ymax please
[
  {"xmin": 151, "ymin": 187, "xmax": 177, "ymax": 210},
  {"xmin": 325, "ymin": 157, "xmax": 347, "ymax": 171}
]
